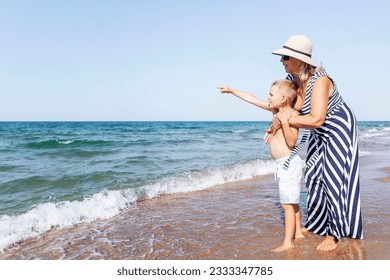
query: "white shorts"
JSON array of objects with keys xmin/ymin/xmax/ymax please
[{"xmin": 275, "ymin": 155, "xmax": 303, "ymax": 204}]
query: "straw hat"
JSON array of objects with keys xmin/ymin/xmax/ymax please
[{"xmin": 272, "ymin": 35, "xmax": 316, "ymax": 66}]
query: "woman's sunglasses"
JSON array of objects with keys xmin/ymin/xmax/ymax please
[{"xmin": 281, "ymin": 55, "xmax": 290, "ymax": 61}]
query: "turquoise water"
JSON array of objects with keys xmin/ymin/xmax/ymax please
[
  {"xmin": 0, "ymin": 122, "xmax": 271, "ymax": 215},
  {"xmin": 0, "ymin": 121, "xmax": 389, "ymax": 250}
]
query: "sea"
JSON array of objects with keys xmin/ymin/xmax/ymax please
[{"xmin": 0, "ymin": 121, "xmax": 389, "ymax": 252}]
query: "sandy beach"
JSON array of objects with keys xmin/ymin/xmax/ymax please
[
  {"xmin": 377, "ymin": 167, "xmax": 390, "ymax": 183},
  {"xmin": 0, "ymin": 154, "xmax": 389, "ymax": 260}
]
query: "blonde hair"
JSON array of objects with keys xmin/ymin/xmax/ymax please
[
  {"xmin": 271, "ymin": 79, "xmax": 298, "ymax": 106},
  {"xmin": 297, "ymin": 63, "xmax": 325, "ymax": 82}
]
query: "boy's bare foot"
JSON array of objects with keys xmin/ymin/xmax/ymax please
[
  {"xmin": 271, "ymin": 242, "xmax": 294, "ymax": 252},
  {"xmin": 294, "ymin": 227, "xmax": 307, "ymax": 239},
  {"xmin": 316, "ymin": 236, "xmax": 339, "ymax": 251}
]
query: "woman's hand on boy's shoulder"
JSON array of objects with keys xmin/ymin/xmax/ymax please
[{"xmin": 277, "ymin": 109, "xmax": 296, "ymax": 124}]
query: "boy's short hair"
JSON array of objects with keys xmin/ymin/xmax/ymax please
[{"xmin": 271, "ymin": 80, "xmax": 298, "ymax": 106}]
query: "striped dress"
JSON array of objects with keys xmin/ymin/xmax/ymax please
[{"xmin": 287, "ymin": 70, "xmax": 363, "ymax": 240}]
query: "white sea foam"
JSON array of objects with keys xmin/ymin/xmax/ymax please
[
  {"xmin": 0, "ymin": 189, "xmax": 138, "ymax": 251},
  {"xmin": 360, "ymin": 126, "xmax": 390, "ymax": 137},
  {"xmin": 0, "ymin": 159, "xmax": 275, "ymax": 251},
  {"xmin": 360, "ymin": 132, "xmax": 386, "ymax": 138},
  {"xmin": 359, "ymin": 150, "xmax": 372, "ymax": 156},
  {"xmin": 142, "ymin": 159, "xmax": 275, "ymax": 197},
  {"xmin": 58, "ymin": 140, "xmax": 74, "ymax": 145}
]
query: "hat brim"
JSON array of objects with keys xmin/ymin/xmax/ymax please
[{"xmin": 272, "ymin": 48, "xmax": 316, "ymax": 67}]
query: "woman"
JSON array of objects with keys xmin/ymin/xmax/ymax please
[{"xmin": 270, "ymin": 35, "xmax": 363, "ymax": 251}]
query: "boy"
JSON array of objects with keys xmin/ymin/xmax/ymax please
[{"xmin": 218, "ymin": 80, "xmax": 304, "ymax": 252}]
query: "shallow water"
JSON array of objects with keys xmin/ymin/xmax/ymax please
[{"xmin": 1, "ymin": 155, "xmax": 389, "ymax": 260}]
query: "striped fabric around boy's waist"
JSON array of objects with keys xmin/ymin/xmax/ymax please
[{"xmin": 283, "ymin": 129, "xmax": 311, "ymax": 168}]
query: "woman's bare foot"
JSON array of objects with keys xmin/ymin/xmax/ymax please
[
  {"xmin": 271, "ymin": 241, "xmax": 294, "ymax": 252},
  {"xmin": 316, "ymin": 236, "xmax": 339, "ymax": 251}
]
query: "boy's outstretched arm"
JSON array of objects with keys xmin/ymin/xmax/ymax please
[{"xmin": 218, "ymin": 86, "xmax": 273, "ymax": 112}]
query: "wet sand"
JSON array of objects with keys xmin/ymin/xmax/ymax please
[
  {"xmin": 0, "ymin": 156, "xmax": 389, "ymax": 260},
  {"xmin": 377, "ymin": 167, "xmax": 390, "ymax": 183}
]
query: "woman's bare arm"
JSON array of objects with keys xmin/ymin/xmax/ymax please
[{"xmin": 289, "ymin": 76, "xmax": 331, "ymax": 129}]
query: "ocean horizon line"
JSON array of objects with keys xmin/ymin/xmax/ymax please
[{"xmin": 0, "ymin": 120, "xmax": 389, "ymax": 123}]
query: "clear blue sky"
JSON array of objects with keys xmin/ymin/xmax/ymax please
[{"xmin": 1, "ymin": 0, "xmax": 389, "ymax": 121}]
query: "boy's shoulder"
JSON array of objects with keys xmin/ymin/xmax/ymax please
[{"xmin": 291, "ymin": 109, "xmax": 299, "ymax": 117}]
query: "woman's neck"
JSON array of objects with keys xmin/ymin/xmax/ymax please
[
  {"xmin": 293, "ymin": 75, "xmax": 308, "ymax": 89},
  {"xmin": 292, "ymin": 75, "xmax": 308, "ymax": 111}
]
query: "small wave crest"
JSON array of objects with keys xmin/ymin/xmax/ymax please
[
  {"xmin": 360, "ymin": 132, "xmax": 387, "ymax": 138},
  {"xmin": 25, "ymin": 139, "xmax": 111, "ymax": 149},
  {"xmin": 0, "ymin": 159, "xmax": 274, "ymax": 251},
  {"xmin": 359, "ymin": 126, "xmax": 390, "ymax": 139},
  {"xmin": 58, "ymin": 140, "xmax": 74, "ymax": 145}
]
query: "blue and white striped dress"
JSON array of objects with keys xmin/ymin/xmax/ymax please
[{"xmin": 288, "ymin": 70, "xmax": 363, "ymax": 240}]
